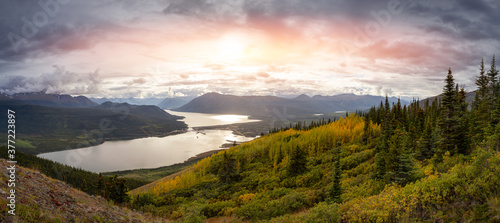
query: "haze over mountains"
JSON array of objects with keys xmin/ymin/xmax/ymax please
[
  {"xmin": 175, "ymin": 92, "xmax": 407, "ymax": 117},
  {"xmin": 0, "ymin": 92, "xmax": 187, "ymax": 154},
  {"xmin": 0, "ymin": 91, "xmax": 410, "ymax": 153}
]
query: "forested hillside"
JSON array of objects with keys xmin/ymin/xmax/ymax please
[
  {"xmin": 129, "ymin": 57, "xmax": 500, "ymax": 222},
  {"xmin": 0, "ymin": 101, "xmax": 187, "ymax": 154}
]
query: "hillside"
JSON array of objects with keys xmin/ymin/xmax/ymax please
[
  {"xmin": 129, "ymin": 113, "xmax": 500, "ymax": 222},
  {"xmin": 157, "ymin": 97, "xmax": 195, "ymax": 109},
  {"xmin": 0, "ymin": 100, "xmax": 187, "ymax": 154},
  {"xmin": 175, "ymin": 92, "xmax": 405, "ymax": 118},
  {"xmin": 0, "ymin": 159, "xmax": 167, "ymax": 222}
]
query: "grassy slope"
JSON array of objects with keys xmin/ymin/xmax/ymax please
[
  {"xmin": 0, "ymin": 159, "xmax": 167, "ymax": 222},
  {"xmin": 131, "ymin": 116, "xmax": 500, "ymax": 222},
  {"xmin": 104, "ymin": 149, "xmax": 224, "ymax": 183}
]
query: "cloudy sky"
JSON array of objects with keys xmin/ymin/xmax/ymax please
[{"xmin": 1, "ymin": 0, "xmax": 499, "ymax": 99}]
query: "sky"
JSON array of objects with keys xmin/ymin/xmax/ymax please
[{"xmin": 1, "ymin": 0, "xmax": 499, "ymax": 100}]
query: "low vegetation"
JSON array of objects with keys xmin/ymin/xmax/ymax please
[{"xmin": 128, "ymin": 57, "xmax": 500, "ymax": 222}]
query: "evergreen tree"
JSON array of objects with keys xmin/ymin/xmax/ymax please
[
  {"xmin": 372, "ymin": 151, "xmax": 386, "ymax": 180},
  {"xmin": 287, "ymin": 146, "xmax": 307, "ymax": 176},
  {"xmin": 218, "ymin": 151, "xmax": 237, "ymax": 183},
  {"xmin": 438, "ymin": 68, "xmax": 459, "ymax": 156},
  {"xmin": 362, "ymin": 114, "xmax": 372, "ymax": 144},
  {"xmin": 487, "ymin": 55, "xmax": 499, "ymax": 124},
  {"xmin": 395, "ymin": 131, "xmax": 414, "ymax": 186},
  {"xmin": 97, "ymin": 173, "xmax": 104, "ymax": 196},
  {"xmin": 473, "ymin": 58, "xmax": 490, "ymax": 144},
  {"xmin": 328, "ymin": 159, "xmax": 342, "ymax": 203},
  {"xmin": 81, "ymin": 179, "xmax": 88, "ymax": 192},
  {"xmin": 456, "ymin": 87, "xmax": 470, "ymax": 154}
]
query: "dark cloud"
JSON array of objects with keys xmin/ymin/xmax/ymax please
[{"xmin": 0, "ymin": 66, "xmax": 102, "ymax": 94}]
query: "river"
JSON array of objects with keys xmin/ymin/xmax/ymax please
[{"xmin": 37, "ymin": 110, "xmax": 260, "ymax": 173}]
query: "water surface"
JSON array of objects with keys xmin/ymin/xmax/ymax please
[{"xmin": 38, "ymin": 111, "xmax": 259, "ymax": 172}]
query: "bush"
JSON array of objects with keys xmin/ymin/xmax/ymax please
[
  {"xmin": 200, "ymin": 200, "xmax": 236, "ymax": 218},
  {"xmin": 303, "ymin": 202, "xmax": 341, "ymax": 223},
  {"xmin": 130, "ymin": 193, "xmax": 155, "ymax": 208}
]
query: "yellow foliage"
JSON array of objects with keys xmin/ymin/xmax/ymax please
[
  {"xmin": 150, "ymin": 115, "xmax": 380, "ymax": 196},
  {"xmin": 238, "ymin": 193, "xmax": 255, "ymax": 203}
]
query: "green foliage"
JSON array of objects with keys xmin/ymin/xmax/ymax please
[
  {"xmin": 128, "ymin": 62, "xmax": 500, "ymax": 222},
  {"xmin": 286, "ymin": 146, "xmax": 307, "ymax": 176},
  {"xmin": 328, "ymin": 160, "xmax": 342, "ymax": 203}
]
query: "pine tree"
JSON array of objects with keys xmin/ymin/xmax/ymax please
[
  {"xmin": 97, "ymin": 173, "xmax": 104, "ymax": 196},
  {"xmin": 328, "ymin": 159, "xmax": 342, "ymax": 203},
  {"xmin": 81, "ymin": 179, "xmax": 88, "ymax": 193},
  {"xmin": 417, "ymin": 118, "xmax": 435, "ymax": 160},
  {"xmin": 456, "ymin": 87, "xmax": 470, "ymax": 154},
  {"xmin": 287, "ymin": 146, "xmax": 307, "ymax": 176},
  {"xmin": 372, "ymin": 151, "xmax": 386, "ymax": 180},
  {"xmin": 362, "ymin": 114, "xmax": 371, "ymax": 144},
  {"xmin": 473, "ymin": 58, "xmax": 490, "ymax": 144},
  {"xmin": 218, "ymin": 151, "xmax": 237, "ymax": 183},
  {"xmin": 438, "ymin": 68, "xmax": 459, "ymax": 156},
  {"xmin": 395, "ymin": 131, "xmax": 414, "ymax": 186},
  {"xmin": 487, "ymin": 55, "xmax": 499, "ymax": 124}
]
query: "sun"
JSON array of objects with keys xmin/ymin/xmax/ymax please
[{"xmin": 215, "ymin": 34, "xmax": 247, "ymax": 62}]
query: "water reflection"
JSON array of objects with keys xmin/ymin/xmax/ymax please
[{"xmin": 38, "ymin": 111, "xmax": 260, "ymax": 172}]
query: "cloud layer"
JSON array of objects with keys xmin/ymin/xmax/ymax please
[{"xmin": 0, "ymin": 0, "xmax": 499, "ymax": 99}]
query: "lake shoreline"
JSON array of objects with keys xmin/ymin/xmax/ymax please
[{"xmin": 35, "ymin": 128, "xmax": 189, "ymax": 155}]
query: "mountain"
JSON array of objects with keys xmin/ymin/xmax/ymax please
[
  {"xmin": 0, "ymin": 100, "xmax": 187, "ymax": 154},
  {"xmin": 96, "ymin": 101, "xmax": 183, "ymax": 120},
  {"xmin": 1, "ymin": 91, "xmax": 97, "ymax": 108},
  {"xmin": 175, "ymin": 92, "xmax": 405, "ymax": 117},
  {"xmin": 0, "ymin": 158, "xmax": 165, "ymax": 222},
  {"xmin": 90, "ymin": 97, "xmax": 165, "ymax": 106},
  {"xmin": 157, "ymin": 97, "xmax": 195, "ymax": 109},
  {"xmin": 294, "ymin": 94, "xmax": 311, "ymax": 100},
  {"xmin": 419, "ymin": 91, "xmax": 476, "ymax": 108}
]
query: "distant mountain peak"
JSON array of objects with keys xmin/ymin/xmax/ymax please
[{"xmin": 295, "ymin": 94, "xmax": 310, "ymax": 100}]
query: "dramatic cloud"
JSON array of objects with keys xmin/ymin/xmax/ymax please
[
  {"xmin": 0, "ymin": 0, "xmax": 499, "ymax": 99},
  {"xmin": 0, "ymin": 66, "xmax": 102, "ymax": 94}
]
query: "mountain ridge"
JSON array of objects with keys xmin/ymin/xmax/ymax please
[{"xmin": 175, "ymin": 92, "xmax": 406, "ymax": 117}]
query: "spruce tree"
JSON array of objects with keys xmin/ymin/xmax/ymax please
[
  {"xmin": 456, "ymin": 87, "xmax": 470, "ymax": 154},
  {"xmin": 287, "ymin": 146, "xmax": 307, "ymax": 176},
  {"xmin": 438, "ymin": 68, "xmax": 458, "ymax": 156},
  {"xmin": 362, "ymin": 114, "xmax": 371, "ymax": 144},
  {"xmin": 218, "ymin": 151, "xmax": 237, "ymax": 183},
  {"xmin": 372, "ymin": 151, "xmax": 386, "ymax": 180},
  {"xmin": 328, "ymin": 159, "xmax": 342, "ymax": 203},
  {"xmin": 395, "ymin": 131, "xmax": 414, "ymax": 186},
  {"xmin": 97, "ymin": 173, "xmax": 104, "ymax": 196},
  {"xmin": 418, "ymin": 118, "xmax": 434, "ymax": 160},
  {"xmin": 473, "ymin": 58, "xmax": 490, "ymax": 144},
  {"xmin": 487, "ymin": 55, "xmax": 499, "ymax": 125}
]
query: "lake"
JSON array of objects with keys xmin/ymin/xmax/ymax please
[{"xmin": 37, "ymin": 111, "xmax": 260, "ymax": 173}]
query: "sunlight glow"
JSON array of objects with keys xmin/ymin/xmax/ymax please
[
  {"xmin": 211, "ymin": 114, "xmax": 249, "ymax": 123},
  {"xmin": 215, "ymin": 34, "xmax": 248, "ymax": 62}
]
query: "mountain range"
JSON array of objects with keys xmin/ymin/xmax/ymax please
[
  {"xmin": 175, "ymin": 92, "xmax": 407, "ymax": 118},
  {"xmin": 0, "ymin": 93, "xmax": 187, "ymax": 154},
  {"xmin": 1, "ymin": 91, "xmax": 97, "ymax": 107}
]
